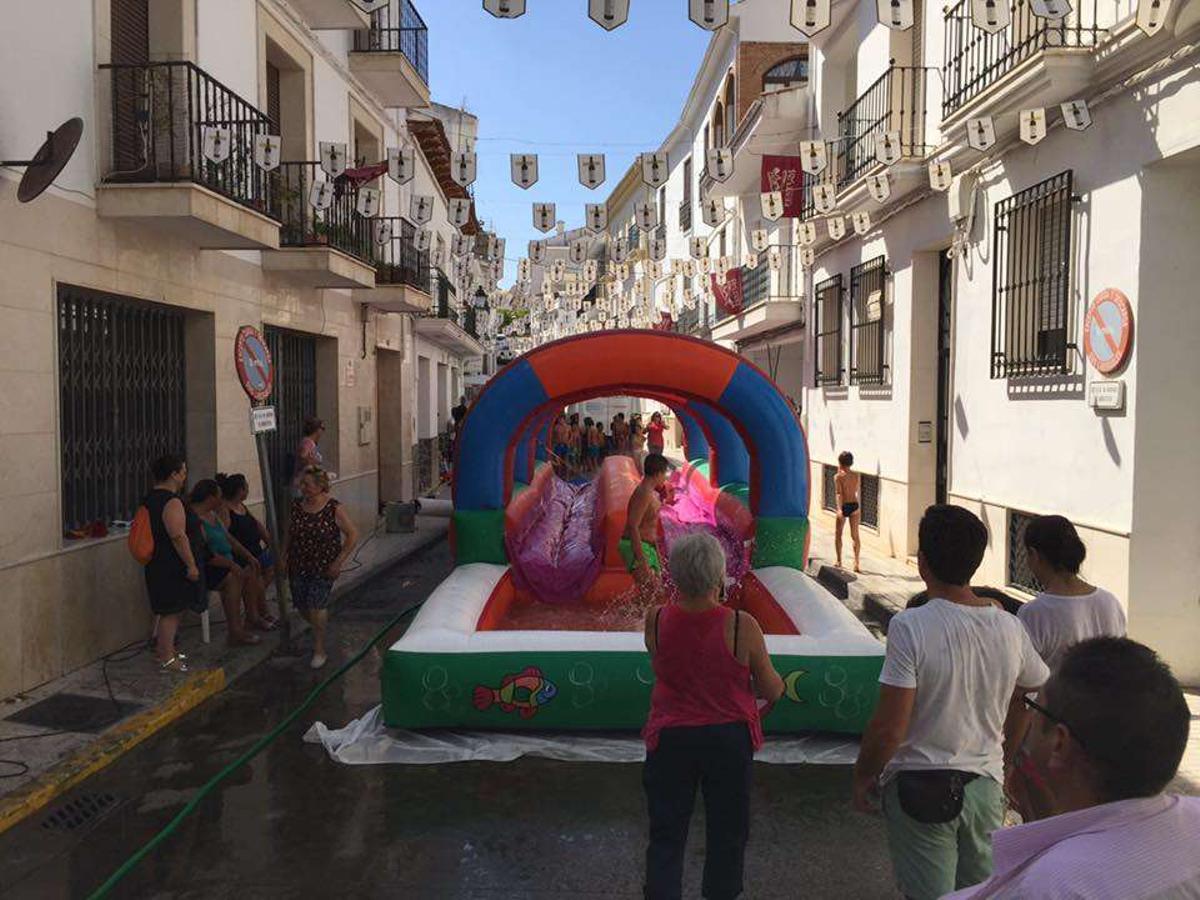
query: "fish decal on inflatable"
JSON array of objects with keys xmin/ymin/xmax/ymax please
[{"xmin": 473, "ymin": 666, "xmax": 558, "ymax": 719}]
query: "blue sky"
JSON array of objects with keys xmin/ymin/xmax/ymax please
[{"xmin": 418, "ymin": 2, "xmax": 711, "ymax": 285}]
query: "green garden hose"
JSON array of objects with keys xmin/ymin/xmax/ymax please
[{"xmin": 87, "ymin": 599, "xmax": 426, "ymax": 899}]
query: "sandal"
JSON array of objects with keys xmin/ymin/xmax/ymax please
[{"xmin": 160, "ymin": 655, "xmax": 189, "ymax": 673}]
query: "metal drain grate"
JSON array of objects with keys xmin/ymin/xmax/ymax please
[
  {"xmin": 42, "ymin": 792, "xmax": 120, "ymax": 833},
  {"xmin": 4, "ymin": 692, "xmax": 142, "ymax": 733}
]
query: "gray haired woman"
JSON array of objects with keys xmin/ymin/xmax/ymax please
[{"xmin": 641, "ymin": 532, "xmax": 784, "ymax": 900}]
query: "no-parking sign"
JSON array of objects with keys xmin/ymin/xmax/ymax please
[
  {"xmin": 1083, "ymin": 289, "xmax": 1133, "ymax": 375},
  {"xmin": 235, "ymin": 325, "xmax": 274, "ymax": 402}
]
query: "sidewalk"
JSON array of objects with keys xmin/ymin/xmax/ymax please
[
  {"xmin": 0, "ymin": 513, "xmax": 449, "ymax": 833},
  {"xmin": 805, "ymin": 517, "xmax": 924, "ymax": 637}
]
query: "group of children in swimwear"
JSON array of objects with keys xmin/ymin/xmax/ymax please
[{"xmin": 551, "ymin": 411, "xmax": 650, "ymax": 477}]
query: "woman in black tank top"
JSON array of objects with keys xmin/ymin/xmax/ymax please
[
  {"xmin": 217, "ymin": 473, "xmax": 278, "ymax": 630},
  {"xmin": 143, "ymin": 455, "xmax": 204, "ymax": 671}
]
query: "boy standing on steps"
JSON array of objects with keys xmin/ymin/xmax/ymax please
[{"xmin": 835, "ymin": 450, "xmax": 862, "ymax": 573}]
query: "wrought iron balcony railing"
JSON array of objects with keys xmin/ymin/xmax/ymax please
[
  {"xmin": 798, "ymin": 142, "xmax": 839, "ymax": 221},
  {"xmin": 353, "ymin": 0, "xmax": 430, "ymax": 85},
  {"xmin": 275, "ymin": 162, "xmax": 374, "ymax": 264},
  {"xmin": 100, "ymin": 61, "xmax": 279, "ymax": 218},
  {"xmin": 836, "ymin": 66, "xmax": 931, "ymax": 189},
  {"xmin": 374, "ymin": 218, "xmax": 430, "ymax": 291},
  {"xmin": 943, "ymin": 0, "xmax": 1103, "ymax": 117}
]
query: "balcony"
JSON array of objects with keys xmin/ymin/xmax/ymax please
[
  {"xmin": 262, "ymin": 162, "xmax": 376, "ymax": 288},
  {"xmin": 350, "ymin": 1, "xmax": 431, "ymax": 109},
  {"xmin": 711, "ymin": 247, "xmax": 804, "ymax": 345},
  {"xmin": 355, "ymin": 218, "xmax": 431, "ymax": 313},
  {"xmin": 289, "ymin": 0, "xmax": 370, "ymax": 30},
  {"xmin": 415, "ymin": 274, "xmax": 484, "ymax": 356},
  {"xmin": 943, "ymin": 0, "xmax": 1102, "ymax": 122},
  {"xmin": 798, "ymin": 142, "xmax": 839, "ymax": 221},
  {"xmin": 679, "ymin": 198, "xmax": 693, "ymax": 233},
  {"xmin": 836, "ymin": 66, "xmax": 932, "ymax": 190},
  {"xmin": 96, "ymin": 61, "xmax": 281, "ymax": 250},
  {"xmin": 705, "ymin": 84, "xmax": 811, "ymax": 200}
]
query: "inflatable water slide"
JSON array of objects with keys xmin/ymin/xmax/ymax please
[{"xmin": 381, "ymin": 331, "xmax": 884, "ymax": 734}]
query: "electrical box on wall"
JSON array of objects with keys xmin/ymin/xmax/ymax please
[
  {"xmin": 948, "ymin": 172, "xmax": 978, "ymax": 222},
  {"xmin": 357, "ymin": 406, "xmax": 373, "ymax": 446}
]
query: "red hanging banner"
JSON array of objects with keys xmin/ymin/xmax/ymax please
[
  {"xmin": 761, "ymin": 155, "xmax": 805, "ymax": 218},
  {"xmin": 711, "ymin": 267, "xmax": 744, "ymax": 315}
]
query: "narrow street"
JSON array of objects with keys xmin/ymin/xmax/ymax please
[{"xmin": 0, "ymin": 540, "xmax": 896, "ymax": 899}]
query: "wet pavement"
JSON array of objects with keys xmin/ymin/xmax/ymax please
[{"xmin": 0, "ymin": 541, "xmax": 898, "ymax": 899}]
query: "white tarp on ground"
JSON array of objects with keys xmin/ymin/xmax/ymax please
[{"xmin": 304, "ymin": 706, "xmax": 860, "ymax": 766}]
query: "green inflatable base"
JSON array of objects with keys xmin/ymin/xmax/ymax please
[
  {"xmin": 382, "ymin": 648, "xmax": 881, "ymax": 734},
  {"xmin": 452, "ymin": 509, "xmax": 507, "ymax": 565},
  {"xmin": 752, "ymin": 516, "xmax": 809, "ymax": 570}
]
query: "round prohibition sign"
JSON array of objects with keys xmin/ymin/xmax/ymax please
[
  {"xmin": 235, "ymin": 325, "xmax": 274, "ymax": 402},
  {"xmin": 1083, "ymin": 289, "xmax": 1133, "ymax": 375}
]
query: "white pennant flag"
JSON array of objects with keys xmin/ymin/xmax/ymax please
[
  {"xmin": 253, "ymin": 134, "xmax": 281, "ymax": 171},
  {"xmin": 308, "ymin": 180, "xmax": 333, "ymax": 211},
  {"xmin": 706, "ymin": 148, "xmax": 734, "ymax": 182},
  {"xmin": 532, "ymin": 202, "xmax": 556, "ymax": 233},
  {"xmin": 588, "ymin": 0, "xmax": 630, "ymax": 30},
  {"xmin": 1061, "ymin": 99, "xmax": 1092, "ymax": 131},
  {"xmin": 800, "ymin": 140, "xmax": 828, "ymax": 175},
  {"xmin": 451, "ymin": 150, "xmax": 477, "ymax": 188},
  {"xmin": 511, "ymin": 154, "xmax": 539, "ymax": 189},
  {"xmin": 355, "ymin": 187, "xmax": 381, "ymax": 218},
  {"xmin": 967, "ymin": 116, "xmax": 997, "ymax": 151},
  {"xmin": 867, "ymin": 172, "xmax": 892, "ymax": 203},
  {"xmin": 1020, "ymin": 108, "xmax": 1047, "ymax": 145},
  {"xmin": 387, "ymin": 146, "xmax": 415, "ymax": 185},
  {"xmin": 585, "ymin": 203, "xmax": 608, "ymax": 233},
  {"xmin": 797, "ymin": 221, "xmax": 817, "ymax": 246},
  {"xmin": 410, "ymin": 194, "xmax": 433, "ymax": 225},
  {"xmin": 448, "ymin": 197, "xmax": 472, "ymax": 230},
  {"xmin": 971, "ymin": 0, "xmax": 1010, "ymax": 33},
  {"xmin": 814, "ymin": 183, "xmax": 837, "ymax": 214},
  {"xmin": 374, "ymin": 218, "xmax": 393, "ymax": 246},
  {"xmin": 928, "ymin": 160, "xmax": 953, "ymax": 191},
  {"xmin": 1030, "ymin": 0, "xmax": 1071, "ymax": 20},
  {"xmin": 751, "ymin": 228, "xmax": 769, "ymax": 252},
  {"xmin": 689, "ymin": 0, "xmax": 730, "ymax": 30},
  {"xmin": 319, "ymin": 141, "xmax": 347, "ymax": 178},
  {"xmin": 875, "ymin": 131, "xmax": 903, "ymax": 166},
  {"xmin": 201, "ymin": 127, "xmax": 231, "ymax": 164},
  {"xmin": 852, "ymin": 211, "xmax": 872, "ymax": 235},
  {"xmin": 878, "ymin": 0, "xmax": 914, "ymax": 30},
  {"xmin": 827, "ymin": 216, "xmax": 846, "ymax": 240},
  {"xmin": 791, "ymin": 0, "xmax": 831, "ymax": 36},
  {"xmin": 641, "ymin": 152, "xmax": 669, "ymax": 188},
  {"xmin": 761, "ymin": 191, "xmax": 784, "ymax": 221},
  {"xmin": 578, "ymin": 154, "xmax": 606, "ymax": 189}
]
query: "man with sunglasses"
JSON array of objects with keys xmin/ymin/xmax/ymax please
[
  {"xmin": 852, "ymin": 504, "xmax": 1050, "ymax": 899},
  {"xmin": 946, "ymin": 636, "xmax": 1198, "ymax": 898}
]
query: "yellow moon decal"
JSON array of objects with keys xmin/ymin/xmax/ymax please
[{"xmin": 783, "ymin": 669, "xmax": 808, "ymax": 703}]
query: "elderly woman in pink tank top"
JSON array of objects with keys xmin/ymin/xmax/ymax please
[{"xmin": 641, "ymin": 532, "xmax": 784, "ymax": 900}]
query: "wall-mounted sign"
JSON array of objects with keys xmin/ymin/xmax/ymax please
[
  {"xmin": 234, "ymin": 325, "xmax": 273, "ymax": 402},
  {"xmin": 917, "ymin": 421, "xmax": 932, "ymax": 443},
  {"xmin": 1083, "ymin": 288, "xmax": 1133, "ymax": 375},
  {"xmin": 1088, "ymin": 380, "xmax": 1126, "ymax": 411},
  {"xmin": 249, "ymin": 406, "xmax": 277, "ymax": 434}
]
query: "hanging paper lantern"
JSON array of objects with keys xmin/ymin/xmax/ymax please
[
  {"xmin": 511, "ymin": 153, "xmax": 539, "ymax": 189},
  {"xmin": 387, "ymin": 146, "xmax": 416, "ymax": 185},
  {"xmin": 253, "ymin": 134, "xmax": 281, "ymax": 171},
  {"xmin": 589, "ymin": 0, "xmax": 631, "ymax": 30},
  {"xmin": 319, "ymin": 141, "xmax": 347, "ymax": 178},
  {"xmin": 967, "ymin": 116, "xmax": 997, "ymax": 151},
  {"xmin": 578, "ymin": 153, "xmax": 606, "ymax": 189},
  {"xmin": 867, "ymin": 172, "xmax": 891, "ymax": 203},
  {"xmin": 1061, "ymin": 99, "xmax": 1092, "ymax": 131},
  {"xmin": 970, "ymin": 0, "xmax": 1010, "ymax": 33},
  {"xmin": 451, "ymin": 150, "xmax": 477, "ymax": 188},
  {"xmin": 1019, "ymin": 108, "xmax": 1047, "ymax": 145},
  {"xmin": 689, "ymin": 0, "xmax": 730, "ymax": 31}
]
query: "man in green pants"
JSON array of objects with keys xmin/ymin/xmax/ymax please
[
  {"xmin": 620, "ymin": 453, "xmax": 670, "ymax": 590},
  {"xmin": 851, "ymin": 505, "xmax": 1050, "ymax": 899}
]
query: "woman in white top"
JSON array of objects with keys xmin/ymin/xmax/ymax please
[{"xmin": 1018, "ymin": 515, "xmax": 1126, "ymax": 671}]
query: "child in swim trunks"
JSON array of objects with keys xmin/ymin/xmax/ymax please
[{"xmin": 835, "ymin": 451, "xmax": 861, "ymax": 573}]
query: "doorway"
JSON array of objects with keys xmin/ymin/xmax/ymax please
[
  {"xmin": 377, "ymin": 348, "xmax": 406, "ymax": 504},
  {"xmin": 935, "ymin": 251, "xmax": 952, "ymax": 505}
]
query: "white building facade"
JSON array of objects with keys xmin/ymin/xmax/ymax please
[
  {"xmin": 0, "ymin": 0, "xmax": 488, "ymax": 699},
  {"xmin": 797, "ymin": 0, "xmax": 1200, "ymax": 680}
]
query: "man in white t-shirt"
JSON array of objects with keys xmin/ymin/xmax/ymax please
[{"xmin": 853, "ymin": 504, "xmax": 1050, "ymax": 900}]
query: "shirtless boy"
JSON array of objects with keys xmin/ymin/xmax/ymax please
[
  {"xmin": 834, "ymin": 450, "xmax": 861, "ymax": 573},
  {"xmin": 552, "ymin": 414, "xmax": 571, "ymax": 476},
  {"xmin": 622, "ymin": 453, "xmax": 670, "ymax": 589}
]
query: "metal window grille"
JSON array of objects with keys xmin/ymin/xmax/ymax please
[
  {"xmin": 266, "ymin": 61, "xmax": 281, "ymax": 136},
  {"xmin": 263, "ymin": 326, "xmax": 317, "ymax": 500},
  {"xmin": 814, "ymin": 274, "xmax": 844, "ymax": 385},
  {"xmin": 860, "ymin": 474, "xmax": 880, "ymax": 529},
  {"xmin": 850, "ymin": 256, "xmax": 887, "ymax": 385},
  {"xmin": 836, "ymin": 66, "xmax": 931, "ymax": 189},
  {"xmin": 435, "ymin": 273, "xmax": 457, "ymax": 321},
  {"xmin": 100, "ymin": 61, "xmax": 279, "ymax": 218},
  {"xmin": 375, "ymin": 217, "xmax": 430, "ymax": 290},
  {"xmin": 942, "ymin": 0, "xmax": 1103, "ymax": 117},
  {"xmin": 741, "ymin": 254, "xmax": 772, "ymax": 308},
  {"xmin": 1007, "ymin": 511, "xmax": 1042, "ymax": 593},
  {"xmin": 275, "ymin": 161, "xmax": 374, "ymax": 264},
  {"xmin": 57, "ymin": 285, "xmax": 187, "ymax": 532},
  {"xmin": 353, "ymin": 0, "xmax": 429, "ymax": 85},
  {"xmin": 822, "ymin": 465, "xmax": 837, "ymax": 511},
  {"xmin": 763, "ymin": 55, "xmax": 809, "ymax": 90},
  {"xmin": 991, "ymin": 171, "xmax": 1075, "ymax": 378},
  {"xmin": 415, "ymin": 437, "xmax": 435, "ymax": 495}
]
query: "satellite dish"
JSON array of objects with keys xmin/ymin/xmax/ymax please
[{"xmin": 3, "ymin": 118, "xmax": 84, "ymax": 204}]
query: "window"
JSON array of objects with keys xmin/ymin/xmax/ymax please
[
  {"xmin": 860, "ymin": 474, "xmax": 880, "ymax": 529},
  {"xmin": 763, "ymin": 56, "xmax": 808, "ymax": 93},
  {"xmin": 992, "ymin": 171, "xmax": 1074, "ymax": 378},
  {"xmin": 814, "ymin": 274, "xmax": 844, "ymax": 385},
  {"xmin": 264, "ymin": 326, "xmax": 318, "ymax": 501},
  {"xmin": 57, "ymin": 284, "xmax": 187, "ymax": 532},
  {"xmin": 713, "ymin": 102, "xmax": 725, "ymax": 148},
  {"xmin": 266, "ymin": 61, "xmax": 281, "ymax": 135},
  {"xmin": 680, "ymin": 156, "xmax": 693, "ymax": 232},
  {"xmin": 724, "ymin": 74, "xmax": 736, "ymax": 141},
  {"xmin": 850, "ymin": 256, "xmax": 887, "ymax": 385},
  {"xmin": 822, "ymin": 464, "xmax": 837, "ymax": 510},
  {"xmin": 658, "ymin": 186, "xmax": 667, "ymax": 232},
  {"xmin": 1007, "ymin": 511, "xmax": 1041, "ymax": 593}
]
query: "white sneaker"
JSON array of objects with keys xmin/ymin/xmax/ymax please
[{"xmin": 309, "ymin": 653, "xmax": 328, "ymax": 670}]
